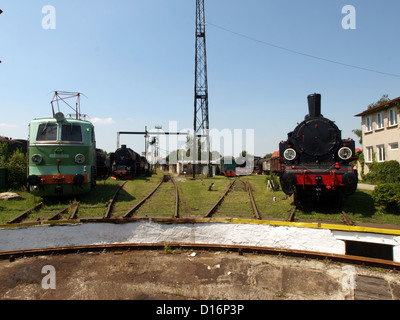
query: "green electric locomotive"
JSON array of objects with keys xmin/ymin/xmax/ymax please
[{"xmin": 27, "ymin": 92, "xmax": 97, "ymax": 197}]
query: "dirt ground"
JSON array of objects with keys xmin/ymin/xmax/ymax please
[{"xmin": 0, "ymin": 249, "xmax": 399, "ymax": 300}]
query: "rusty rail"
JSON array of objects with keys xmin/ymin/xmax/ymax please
[
  {"xmin": 48, "ymin": 205, "xmax": 71, "ymax": 221},
  {"xmin": 68, "ymin": 202, "xmax": 80, "ymax": 220},
  {"xmin": 287, "ymin": 206, "xmax": 297, "ymax": 222},
  {"xmin": 245, "ymin": 181, "xmax": 261, "ymax": 220},
  {"xmin": 1, "ymin": 242, "xmax": 399, "ymax": 270},
  {"xmin": 123, "ymin": 176, "xmax": 165, "ymax": 218},
  {"xmin": 171, "ymin": 177, "xmax": 179, "ymax": 218},
  {"xmin": 7, "ymin": 202, "xmax": 43, "ymax": 224},
  {"xmin": 104, "ymin": 182, "xmax": 127, "ymax": 219},
  {"xmin": 342, "ymin": 211, "xmax": 355, "ymax": 226},
  {"xmin": 205, "ymin": 179, "xmax": 235, "ymax": 218}
]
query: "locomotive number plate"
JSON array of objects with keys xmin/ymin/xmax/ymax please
[{"xmin": 49, "ymin": 154, "xmax": 69, "ymax": 159}]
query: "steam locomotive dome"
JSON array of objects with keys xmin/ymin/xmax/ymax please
[{"xmin": 291, "ymin": 94, "xmax": 341, "ymax": 157}]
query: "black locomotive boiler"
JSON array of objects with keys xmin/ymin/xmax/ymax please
[
  {"xmin": 279, "ymin": 93, "xmax": 358, "ymax": 205},
  {"xmin": 111, "ymin": 145, "xmax": 146, "ymax": 180}
]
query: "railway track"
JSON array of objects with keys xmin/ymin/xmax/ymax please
[
  {"xmin": 4, "ymin": 177, "xmax": 400, "ymax": 272},
  {"xmin": 3, "ymin": 178, "xmax": 260, "ymax": 225},
  {"xmin": 6, "ymin": 175, "xmax": 179, "ymax": 224},
  {"xmin": 287, "ymin": 206, "xmax": 355, "ymax": 226},
  {"xmin": 1, "ymin": 242, "xmax": 399, "ymax": 271},
  {"xmin": 0, "ymin": 175, "xmax": 382, "ymax": 232},
  {"xmin": 205, "ymin": 178, "xmax": 260, "ymax": 220},
  {"xmin": 7, "ymin": 176, "xmax": 357, "ymax": 227},
  {"xmin": 123, "ymin": 174, "xmax": 179, "ymax": 219},
  {"xmin": 7, "ymin": 201, "xmax": 80, "ymax": 224},
  {"xmin": 104, "ymin": 182, "xmax": 127, "ymax": 219}
]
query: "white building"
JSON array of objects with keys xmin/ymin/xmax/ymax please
[{"xmin": 355, "ymin": 97, "xmax": 400, "ymax": 174}]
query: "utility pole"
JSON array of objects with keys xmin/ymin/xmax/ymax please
[{"xmin": 193, "ymin": 0, "xmax": 211, "ymax": 179}]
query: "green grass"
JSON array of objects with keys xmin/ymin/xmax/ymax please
[
  {"xmin": 243, "ymin": 175, "xmax": 294, "ymax": 220},
  {"xmin": 176, "ymin": 175, "xmax": 231, "ymax": 217},
  {"xmin": 0, "ymin": 190, "xmax": 42, "ymax": 224},
  {"xmin": 0, "ymin": 172, "xmax": 400, "ymax": 226},
  {"xmin": 134, "ymin": 179, "xmax": 176, "ymax": 217}
]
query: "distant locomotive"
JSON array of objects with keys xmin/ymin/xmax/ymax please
[
  {"xmin": 27, "ymin": 112, "xmax": 97, "ymax": 197},
  {"xmin": 279, "ymin": 93, "xmax": 358, "ymax": 205},
  {"xmin": 219, "ymin": 156, "xmax": 254, "ymax": 177},
  {"xmin": 111, "ymin": 145, "xmax": 147, "ymax": 180},
  {"xmin": 220, "ymin": 157, "xmax": 237, "ymax": 177}
]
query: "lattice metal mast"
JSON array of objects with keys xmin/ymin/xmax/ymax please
[{"xmin": 193, "ymin": 0, "xmax": 210, "ymax": 175}]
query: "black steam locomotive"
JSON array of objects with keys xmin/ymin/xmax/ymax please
[
  {"xmin": 110, "ymin": 145, "xmax": 147, "ymax": 180},
  {"xmin": 279, "ymin": 94, "xmax": 358, "ymax": 205}
]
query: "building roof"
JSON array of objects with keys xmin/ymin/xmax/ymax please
[
  {"xmin": 271, "ymin": 151, "xmax": 280, "ymax": 158},
  {"xmin": 355, "ymin": 97, "xmax": 400, "ymax": 117}
]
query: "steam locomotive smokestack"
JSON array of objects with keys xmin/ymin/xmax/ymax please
[{"xmin": 307, "ymin": 93, "xmax": 321, "ymax": 118}]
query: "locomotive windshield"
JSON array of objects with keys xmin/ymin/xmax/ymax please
[
  {"xmin": 35, "ymin": 122, "xmax": 83, "ymax": 143},
  {"xmin": 36, "ymin": 123, "xmax": 58, "ymax": 141},
  {"xmin": 61, "ymin": 124, "xmax": 82, "ymax": 142}
]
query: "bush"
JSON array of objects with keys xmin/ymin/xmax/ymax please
[
  {"xmin": 0, "ymin": 142, "xmax": 27, "ymax": 190},
  {"xmin": 364, "ymin": 160, "xmax": 400, "ymax": 184},
  {"xmin": 372, "ymin": 182, "xmax": 400, "ymax": 212}
]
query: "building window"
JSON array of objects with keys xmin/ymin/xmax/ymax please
[
  {"xmin": 366, "ymin": 146, "xmax": 373, "ymax": 163},
  {"xmin": 365, "ymin": 116, "xmax": 372, "ymax": 132},
  {"xmin": 388, "ymin": 108, "xmax": 398, "ymax": 127},
  {"xmin": 376, "ymin": 112, "xmax": 384, "ymax": 130},
  {"xmin": 376, "ymin": 145, "xmax": 386, "ymax": 162},
  {"xmin": 389, "ymin": 142, "xmax": 399, "ymax": 151}
]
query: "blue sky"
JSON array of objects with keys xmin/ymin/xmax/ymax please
[{"xmin": 1, "ymin": 0, "xmax": 400, "ymax": 156}]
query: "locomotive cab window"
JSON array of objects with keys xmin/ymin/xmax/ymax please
[
  {"xmin": 61, "ymin": 124, "xmax": 83, "ymax": 142},
  {"xmin": 36, "ymin": 123, "xmax": 58, "ymax": 141}
]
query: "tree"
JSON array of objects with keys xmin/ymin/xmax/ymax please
[
  {"xmin": 0, "ymin": 142, "xmax": 27, "ymax": 189},
  {"xmin": 352, "ymin": 129, "xmax": 362, "ymax": 145},
  {"xmin": 367, "ymin": 94, "xmax": 390, "ymax": 109}
]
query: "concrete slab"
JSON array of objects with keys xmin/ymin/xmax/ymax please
[
  {"xmin": 1, "ymin": 249, "xmax": 399, "ymax": 300},
  {"xmin": 355, "ymin": 275, "xmax": 392, "ymax": 300}
]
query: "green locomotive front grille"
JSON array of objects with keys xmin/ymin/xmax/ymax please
[{"xmin": 29, "ymin": 145, "xmax": 93, "ymax": 168}]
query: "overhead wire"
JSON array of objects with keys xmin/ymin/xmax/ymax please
[{"xmin": 207, "ymin": 21, "xmax": 400, "ymax": 78}]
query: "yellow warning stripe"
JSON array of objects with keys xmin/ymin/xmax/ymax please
[{"xmin": 216, "ymin": 218, "xmax": 400, "ymax": 236}]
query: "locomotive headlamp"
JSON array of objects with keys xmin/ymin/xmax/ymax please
[
  {"xmin": 31, "ymin": 154, "xmax": 43, "ymax": 165},
  {"xmin": 338, "ymin": 147, "xmax": 352, "ymax": 160},
  {"xmin": 75, "ymin": 154, "xmax": 85, "ymax": 164},
  {"xmin": 284, "ymin": 148, "xmax": 297, "ymax": 161}
]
